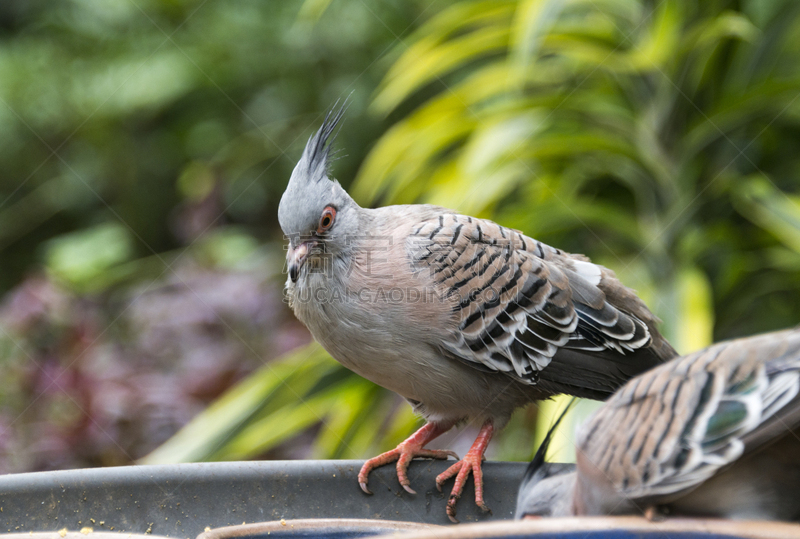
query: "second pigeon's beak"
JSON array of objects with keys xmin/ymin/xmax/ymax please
[{"xmin": 287, "ymin": 241, "xmax": 313, "ymax": 283}]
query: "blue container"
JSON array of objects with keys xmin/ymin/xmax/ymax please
[{"xmin": 383, "ymin": 517, "xmax": 800, "ymax": 539}]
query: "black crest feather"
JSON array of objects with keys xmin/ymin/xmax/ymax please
[
  {"xmin": 521, "ymin": 399, "xmax": 576, "ymax": 487},
  {"xmin": 298, "ymin": 98, "xmax": 350, "ymax": 184}
]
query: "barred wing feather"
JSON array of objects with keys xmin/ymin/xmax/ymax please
[
  {"xmin": 578, "ymin": 329, "xmax": 800, "ymax": 501},
  {"xmin": 407, "ymin": 213, "xmax": 659, "ymax": 392}
]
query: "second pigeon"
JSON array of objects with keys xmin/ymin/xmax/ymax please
[{"xmin": 516, "ymin": 328, "xmax": 800, "ymax": 521}]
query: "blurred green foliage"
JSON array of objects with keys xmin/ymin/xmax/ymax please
[
  {"xmin": 4, "ymin": 0, "xmax": 800, "ymax": 471},
  {"xmin": 0, "ymin": 0, "xmax": 420, "ymax": 293},
  {"xmin": 356, "ymin": 0, "xmax": 800, "ymax": 349},
  {"xmin": 0, "ymin": 0, "xmax": 428, "ymax": 471},
  {"xmin": 152, "ymin": 0, "xmax": 800, "ymax": 466}
]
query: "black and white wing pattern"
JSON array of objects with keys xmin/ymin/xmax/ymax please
[
  {"xmin": 406, "ymin": 213, "xmax": 673, "ymax": 395},
  {"xmin": 578, "ymin": 329, "xmax": 800, "ymax": 501}
]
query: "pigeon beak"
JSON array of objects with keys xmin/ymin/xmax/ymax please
[{"xmin": 287, "ymin": 241, "xmax": 312, "ymax": 283}]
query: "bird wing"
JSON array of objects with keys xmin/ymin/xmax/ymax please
[
  {"xmin": 406, "ymin": 213, "xmax": 661, "ymax": 390},
  {"xmin": 576, "ymin": 329, "xmax": 800, "ymax": 503}
]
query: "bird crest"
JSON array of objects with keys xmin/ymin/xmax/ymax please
[
  {"xmin": 290, "ymin": 99, "xmax": 349, "ymax": 188},
  {"xmin": 520, "ymin": 400, "xmax": 575, "ymax": 488}
]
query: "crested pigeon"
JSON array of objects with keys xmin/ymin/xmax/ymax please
[
  {"xmin": 278, "ymin": 104, "xmax": 676, "ymax": 522},
  {"xmin": 516, "ymin": 328, "xmax": 800, "ymax": 521}
]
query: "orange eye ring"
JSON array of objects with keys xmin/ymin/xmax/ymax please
[{"xmin": 317, "ymin": 206, "xmax": 336, "ymax": 233}]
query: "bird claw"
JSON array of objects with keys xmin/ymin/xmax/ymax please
[
  {"xmin": 358, "ymin": 444, "xmax": 458, "ymax": 496},
  {"xmin": 445, "ymin": 496, "xmax": 490, "ymax": 523},
  {"xmin": 436, "ymin": 450, "xmax": 489, "ymax": 523},
  {"xmin": 447, "ymin": 495, "xmax": 460, "ymax": 523}
]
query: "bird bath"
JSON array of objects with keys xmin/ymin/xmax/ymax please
[
  {"xmin": 197, "ymin": 519, "xmax": 438, "ymax": 539},
  {"xmin": 5, "ymin": 464, "xmax": 791, "ymax": 539},
  {"xmin": 0, "ymin": 460, "xmax": 528, "ymax": 537}
]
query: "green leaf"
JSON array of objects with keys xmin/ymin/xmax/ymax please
[
  {"xmin": 372, "ymin": 3, "xmax": 515, "ymax": 115},
  {"xmin": 733, "ymin": 176, "xmax": 800, "ymax": 254},
  {"xmin": 674, "ymin": 266, "xmax": 715, "ymax": 354},
  {"xmin": 510, "ymin": 0, "xmax": 566, "ymax": 76},
  {"xmin": 296, "ymin": 0, "xmax": 334, "ymax": 24},
  {"xmin": 44, "ymin": 223, "xmax": 134, "ymax": 292},
  {"xmin": 140, "ymin": 344, "xmax": 337, "ymax": 464}
]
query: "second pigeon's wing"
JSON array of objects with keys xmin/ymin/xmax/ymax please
[
  {"xmin": 407, "ymin": 213, "xmax": 672, "ymax": 397},
  {"xmin": 576, "ymin": 329, "xmax": 800, "ymax": 505}
]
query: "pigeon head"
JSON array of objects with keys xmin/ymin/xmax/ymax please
[
  {"xmin": 515, "ymin": 469, "xmax": 576, "ymax": 518},
  {"xmin": 278, "ymin": 102, "xmax": 361, "ymax": 282}
]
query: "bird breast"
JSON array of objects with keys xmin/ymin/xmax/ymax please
[{"xmin": 284, "ymin": 228, "xmax": 530, "ymax": 423}]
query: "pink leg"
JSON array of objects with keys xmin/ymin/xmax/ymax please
[
  {"xmin": 435, "ymin": 420, "xmax": 494, "ymax": 523},
  {"xmin": 358, "ymin": 421, "xmax": 457, "ymax": 495}
]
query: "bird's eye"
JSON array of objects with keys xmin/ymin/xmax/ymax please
[{"xmin": 318, "ymin": 206, "xmax": 336, "ymax": 233}]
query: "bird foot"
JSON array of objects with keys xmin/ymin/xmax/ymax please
[
  {"xmin": 436, "ymin": 451, "xmax": 490, "ymax": 523},
  {"xmin": 435, "ymin": 421, "xmax": 494, "ymax": 523},
  {"xmin": 358, "ymin": 442, "xmax": 458, "ymax": 495},
  {"xmin": 644, "ymin": 505, "xmax": 668, "ymax": 522}
]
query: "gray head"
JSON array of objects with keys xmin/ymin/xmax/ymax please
[
  {"xmin": 516, "ymin": 467, "xmax": 576, "ymax": 518},
  {"xmin": 278, "ymin": 102, "xmax": 361, "ymax": 282}
]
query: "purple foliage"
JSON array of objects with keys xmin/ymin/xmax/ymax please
[{"xmin": 0, "ymin": 262, "xmax": 310, "ymax": 473}]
